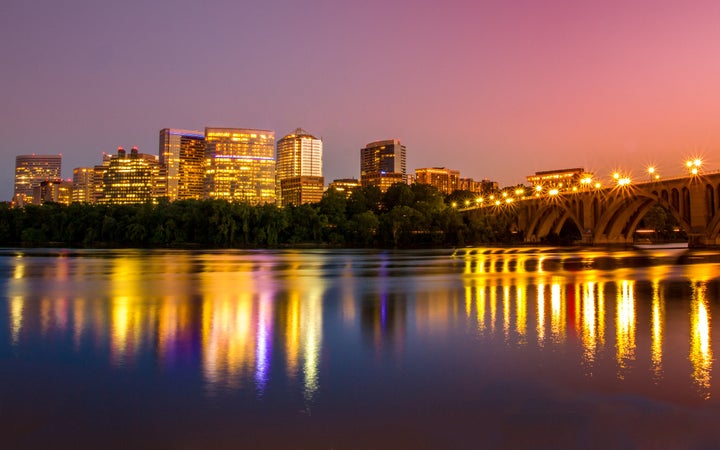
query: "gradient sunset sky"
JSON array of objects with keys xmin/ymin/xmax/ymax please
[{"xmin": 2, "ymin": 0, "xmax": 720, "ymax": 201}]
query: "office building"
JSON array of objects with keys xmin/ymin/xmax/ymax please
[
  {"xmin": 204, "ymin": 128, "xmax": 275, "ymax": 204},
  {"xmin": 99, "ymin": 147, "xmax": 162, "ymax": 204},
  {"xmin": 276, "ymin": 128, "xmax": 324, "ymax": 206},
  {"xmin": 13, "ymin": 154, "xmax": 62, "ymax": 205},
  {"xmin": 33, "ymin": 179, "xmax": 72, "ymax": 205},
  {"xmin": 72, "ymin": 167, "xmax": 94, "ymax": 203},
  {"xmin": 159, "ymin": 128, "xmax": 205, "ymax": 201},
  {"xmin": 459, "ymin": 178, "xmax": 498, "ymax": 194},
  {"xmin": 415, "ymin": 167, "xmax": 460, "ymax": 194},
  {"xmin": 360, "ymin": 139, "xmax": 406, "ymax": 192},
  {"xmin": 328, "ymin": 178, "xmax": 361, "ymax": 198}
]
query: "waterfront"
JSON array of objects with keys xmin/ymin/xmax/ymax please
[{"xmin": 2, "ymin": 247, "xmax": 720, "ymax": 448}]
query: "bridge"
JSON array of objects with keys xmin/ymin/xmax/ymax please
[{"xmin": 460, "ymin": 172, "xmax": 720, "ymax": 247}]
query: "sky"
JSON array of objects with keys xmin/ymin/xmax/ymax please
[{"xmin": 2, "ymin": 0, "xmax": 720, "ymax": 201}]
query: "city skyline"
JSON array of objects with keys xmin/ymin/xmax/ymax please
[{"xmin": 3, "ymin": 1, "xmax": 720, "ymax": 201}]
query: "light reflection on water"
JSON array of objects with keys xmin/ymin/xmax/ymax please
[{"xmin": 2, "ymin": 247, "xmax": 720, "ymax": 446}]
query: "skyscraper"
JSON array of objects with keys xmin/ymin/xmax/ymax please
[
  {"xmin": 99, "ymin": 147, "xmax": 162, "ymax": 204},
  {"xmin": 360, "ymin": 139, "xmax": 407, "ymax": 192},
  {"xmin": 204, "ymin": 128, "xmax": 276, "ymax": 204},
  {"xmin": 276, "ymin": 128, "xmax": 324, "ymax": 206},
  {"xmin": 72, "ymin": 167, "xmax": 94, "ymax": 203},
  {"xmin": 159, "ymin": 128, "xmax": 205, "ymax": 201},
  {"xmin": 13, "ymin": 154, "xmax": 62, "ymax": 205}
]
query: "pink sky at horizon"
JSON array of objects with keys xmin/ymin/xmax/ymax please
[{"xmin": 1, "ymin": 0, "xmax": 720, "ymax": 200}]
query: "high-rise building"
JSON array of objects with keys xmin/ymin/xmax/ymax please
[
  {"xmin": 204, "ymin": 127, "xmax": 276, "ymax": 204},
  {"xmin": 92, "ymin": 154, "xmax": 112, "ymax": 203},
  {"xmin": 72, "ymin": 167, "xmax": 94, "ymax": 203},
  {"xmin": 159, "ymin": 128, "xmax": 205, "ymax": 201},
  {"xmin": 99, "ymin": 147, "xmax": 162, "ymax": 204},
  {"xmin": 13, "ymin": 154, "xmax": 62, "ymax": 205},
  {"xmin": 276, "ymin": 128, "xmax": 324, "ymax": 206},
  {"xmin": 360, "ymin": 139, "xmax": 407, "ymax": 192},
  {"xmin": 415, "ymin": 167, "xmax": 460, "ymax": 194}
]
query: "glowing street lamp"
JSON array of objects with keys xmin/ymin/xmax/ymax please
[
  {"xmin": 687, "ymin": 158, "xmax": 702, "ymax": 175},
  {"xmin": 548, "ymin": 188, "xmax": 559, "ymax": 196}
]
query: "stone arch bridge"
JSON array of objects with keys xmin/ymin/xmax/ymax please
[{"xmin": 463, "ymin": 172, "xmax": 720, "ymax": 247}]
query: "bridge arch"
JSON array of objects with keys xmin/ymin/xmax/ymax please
[{"xmin": 524, "ymin": 201, "xmax": 583, "ymax": 242}]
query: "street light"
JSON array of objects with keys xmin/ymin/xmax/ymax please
[{"xmin": 687, "ymin": 158, "xmax": 702, "ymax": 175}]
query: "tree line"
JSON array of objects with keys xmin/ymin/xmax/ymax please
[{"xmin": 0, "ymin": 183, "xmax": 520, "ymax": 248}]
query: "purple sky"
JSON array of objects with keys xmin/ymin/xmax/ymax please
[{"xmin": 2, "ymin": 0, "xmax": 720, "ymax": 201}]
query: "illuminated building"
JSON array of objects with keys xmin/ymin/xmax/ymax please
[
  {"xmin": 459, "ymin": 177, "xmax": 498, "ymax": 194},
  {"xmin": 99, "ymin": 147, "xmax": 162, "ymax": 204},
  {"xmin": 159, "ymin": 128, "xmax": 205, "ymax": 201},
  {"xmin": 92, "ymin": 154, "xmax": 112, "ymax": 203},
  {"xmin": 204, "ymin": 127, "xmax": 276, "ymax": 204},
  {"xmin": 415, "ymin": 167, "xmax": 459, "ymax": 194},
  {"xmin": 360, "ymin": 139, "xmax": 407, "ymax": 192},
  {"xmin": 279, "ymin": 177, "xmax": 324, "ymax": 206},
  {"xmin": 276, "ymin": 128, "xmax": 324, "ymax": 206},
  {"xmin": 13, "ymin": 154, "xmax": 62, "ymax": 205},
  {"xmin": 72, "ymin": 167, "xmax": 94, "ymax": 203},
  {"xmin": 328, "ymin": 178, "xmax": 361, "ymax": 198},
  {"xmin": 32, "ymin": 179, "xmax": 72, "ymax": 205},
  {"xmin": 527, "ymin": 168, "xmax": 593, "ymax": 190}
]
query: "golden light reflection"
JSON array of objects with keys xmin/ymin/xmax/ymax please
[
  {"xmin": 690, "ymin": 282, "xmax": 712, "ymax": 399},
  {"xmin": 616, "ymin": 280, "xmax": 636, "ymax": 378},
  {"xmin": 13, "ymin": 260, "xmax": 25, "ymax": 279},
  {"xmin": 285, "ymin": 293, "xmax": 301, "ymax": 377},
  {"xmin": 537, "ymin": 284, "xmax": 545, "ymax": 347},
  {"xmin": 302, "ymin": 294, "xmax": 322, "ymax": 402},
  {"xmin": 597, "ymin": 282, "xmax": 606, "ymax": 349},
  {"xmin": 9, "ymin": 296, "xmax": 23, "ymax": 346},
  {"xmin": 550, "ymin": 282, "xmax": 565, "ymax": 343},
  {"xmin": 581, "ymin": 282, "xmax": 597, "ymax": 374},
  {"xmin": 477, "ymin": 284, "xmax": 487, "ymax": 334},
  {"xmin": 651, "ymin": 280, "xmax": 664, "ymax": 383},
  {"xmin": 202, "ymin": 293, "xmax": 256, "ymax": 392},
  {"xmin": 503, "ymin": 286, "xmax": 510, "ymax": 340},
  {"xmin": 516, "ymin": 285, "xmax": 527, "ymax": 344},
  {"xmin": 490, "ymin": 284, "xmax": 497, "ymax": 334}
]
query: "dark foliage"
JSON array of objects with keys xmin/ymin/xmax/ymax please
[{"xmin": 0, "ymin": 184, "xmax": 516, "ymax": 248}]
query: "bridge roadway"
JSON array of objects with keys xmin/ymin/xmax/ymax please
[{"xmin": 460, "ymin": 172, "xmax": 720, "ymax": 247}]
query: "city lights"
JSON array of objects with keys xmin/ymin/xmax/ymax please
[{"xmin": 687, "ymin": 158, "xmax": 702, "ymax": 175}]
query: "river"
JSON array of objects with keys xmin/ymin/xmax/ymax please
[{"xmin": 1, "ymin": 247, "xmax": 719, "ymax": 448}]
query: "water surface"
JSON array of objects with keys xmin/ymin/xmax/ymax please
[{"xmin": 1, "ymin": 247, "xmax": 720, "ymax": 448}]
